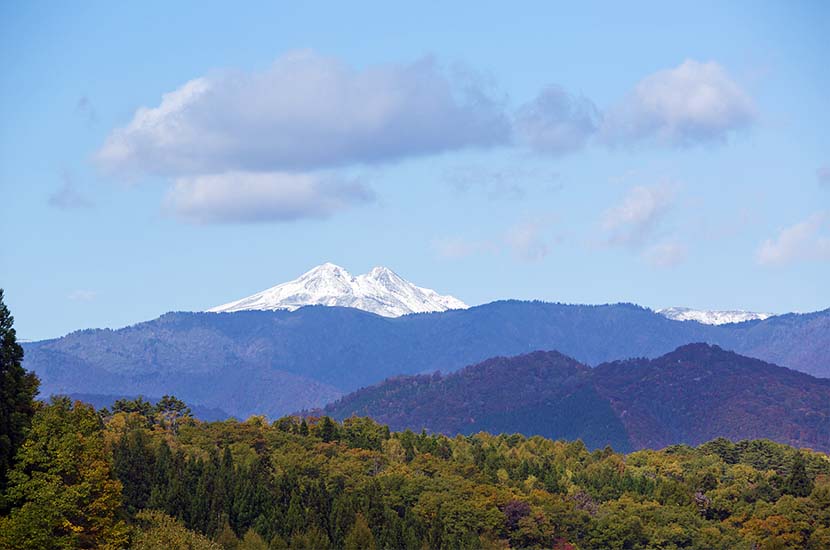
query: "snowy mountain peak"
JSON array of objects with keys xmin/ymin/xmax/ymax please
[
  {"xmin": 207, "ymin": 263, "xmax": 468, "ymax": 317},
  {"xmin": 657, "ymin": 307, "xmax": 774, "ymax": 325}
]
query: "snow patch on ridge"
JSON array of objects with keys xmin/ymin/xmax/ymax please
[
  {"xmin": 208, "ymin": 263, "xmax": 468, "ymax": 317},
  {"xmin": 657, "ymin": 306, "xmax": 774, "ymax": 325}
]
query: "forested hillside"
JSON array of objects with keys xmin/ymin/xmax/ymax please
[
  {"xmin": 22, "ymin": 302, "xmax": 830, "ymax": 418},
  {"xmin": 2, "ymin": 397, "xmax": 830, "ymax": 549},
  {"xmin": 324, "ymin": 344, "xmax": 830, "ymax": 453}
]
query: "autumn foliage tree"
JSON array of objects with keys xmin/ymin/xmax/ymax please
[{"xmin": 0, "ymin": 398, "xmax": 127, "ymax": 549}]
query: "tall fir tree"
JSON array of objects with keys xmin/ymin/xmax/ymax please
[
  {"xmin": 784, "ymin": 452, "xmax": 813, "ymax": 497},
  {"xmin": 344, "ymin": 513, "xmax": 377, "ymax": 550},
  {"xmin": 0, "ymin": 289, "xmax": 39, "ymax": 495}
]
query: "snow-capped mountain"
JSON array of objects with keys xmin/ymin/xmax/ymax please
[
  {"xmin": 657, "ymin": 307, "xmax": 774, "ymax": 325},
  {"xmin": 208, "ymin": 263, "xmax": 468, "ymax": 317}
]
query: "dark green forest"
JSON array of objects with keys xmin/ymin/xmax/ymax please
[{"xmin": 2, "ymin": 395, "xmax": 830, "ymax": 549}]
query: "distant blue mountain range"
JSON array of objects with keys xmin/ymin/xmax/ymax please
[{"xmin": 22, "ymin": 301, "xmax": 830, "ymax": 419}]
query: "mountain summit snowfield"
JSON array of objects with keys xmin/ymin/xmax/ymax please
[
  {"xmin": 207, "ymin": 263, "xmax": 468, "ymax": 317},
  {"xmin": 657, "ymin": 307, "xmax": 774, "ymax": 325}
]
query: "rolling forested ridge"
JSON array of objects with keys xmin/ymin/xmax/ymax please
[{"xmin": 2, "ymin": 397, "xmax": 830, "ymax": 550}]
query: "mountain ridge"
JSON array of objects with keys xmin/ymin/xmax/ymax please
[
  {"xmin": 22, "ymin": 301, "xmax": 830, "ymax": 419},
  {"xmin": 323, "ymin": 343, "xmax": 830, "ymax": 452}
]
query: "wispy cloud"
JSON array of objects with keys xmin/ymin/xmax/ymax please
[
  {"xmin": 643, "ymin": 241, "xmax": 687, "ymax": 268},
  {"xmin": 434, "ymin": 217, "xmax": 557, "ymax": 262},
  {"xmin": 601, "ymin": 183, "xmax": 677, "ymax": 247},
  {"xmin": 504, "ymin": 218, "xmax": 555, "ymax": 261},
  {"xmin": 444, "ymin": 165, "xmax": 560, "ymax": 200},
  {"xmin": 48, "ymin": 172, "xmax": 94, "ymax": 209},
  {"xmin": 68, "ymin": 290, "xmax": 97, "ymax": 302},
  {"xmin": 513, "ymin": 86, "xmax": 599, "ymax": 155},
  {"xmin": 757, "ymin": 212, "xmax": 830, "ymax": 266},
  {"xmin": 600, "ymin": 60, "xmax": 756, "ymax": 147},
  {"xmin": 163, "ymin": 171, "xmax": 374, "ymax": 224}
]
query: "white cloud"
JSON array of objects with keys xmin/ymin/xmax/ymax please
[
  {"xmin": 643, "ymin": 241, "xmax": 687, "ymax": 268},
  {"xmin": 601, "ymin": 60, "xmax": 756, "ymax": 146},
  {"xmin": 163, "ymin": 171, "xmax": 373, "ymax": 224},
  {"xmin": 601, "ymin": 184, "xmax": 677, "ymax": 246},
  {"xmin": 504, "ymin": 219, "xmax": 553, "ymax": 261},
  {"xmin": 514, "ymin": 86, "xmax": 599, "ymax": 155},
  {"xmin": 757, "ymin": 212, "xmax": 830, "ymax": 266},
  {"xmin": 68, "ymin": 290, "xmax": 97, "ymax": 302},
  {"xmin": 97, "ymin": 51, "xmax": 510, "ymax": 177}
]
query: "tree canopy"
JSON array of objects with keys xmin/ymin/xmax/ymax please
[{"xmin": 3, "ymin": 396, "xmax": 829, "ymax": 549}]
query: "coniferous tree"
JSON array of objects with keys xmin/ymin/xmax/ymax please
[
  {"xmin": 0, "ymin": 289, "xmax": 39, "ymax": 494},
  {"xmin": 784, "ymin": 452, "xmax": 813, "ymax": 497},
  {"xmin": 113, "ymin": 428, "xmax": 155, "ymax": 512},
  {"xmin": 148, "ymin": 440, "xmax": 175, "ymax": 512},
  {"xmin": 238, "ymin": 528, "xmax": 268, "ymax": 550},
  {"xmin": 216, "ymin": 518, "xmax": 240, "ymax": 550},
  {"xmin": 344, "ymin": 513, "xmax": 377, "ymax": 550},
  {"xmin": 290, "ymin": 525, "xmax": 330, "ymax": 550},
  {"xmin": 319, "ymin": 416, "xmax": 338, "ymax": 442}
]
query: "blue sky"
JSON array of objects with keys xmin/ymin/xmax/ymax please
[{"xmin": 1, "ymin": 1, "xmax": 828, "ymax": 340}]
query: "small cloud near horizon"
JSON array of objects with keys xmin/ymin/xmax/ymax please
[
  {"xmin": 757, "ymin": 212, "xmax": 830, "ymax": 266},
  {"xmin": 601, "ymin": 183, "xmax": 678, "ymax": 247}
]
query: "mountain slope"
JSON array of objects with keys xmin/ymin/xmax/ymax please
[
  {"xmin": 208, "ymin": 263, "xmax": 467, "ymax": 317},
  {"xmin": 325, "ymin": 344, "xmax": 830, "ymax": 452},
  {"xmin": 321, "ymin": 351, "xmax": 632, "ymax": 451},
  {"xmin": 593, "ymin": 344, "xmax": 830, "ymax": 450},
  {"xmin": 22, "ymin": 301, "xmax": 830, "ymax": 418},
  {"xmin": 657, "ymin": 307, "xmax": 773, "ymax": 325}
]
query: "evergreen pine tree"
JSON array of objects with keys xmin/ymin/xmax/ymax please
[
  {"xmin": 216, "ymin": 518, "xmax": 240, "ymax": 549},
  {"xmin": 0, "ymin": 289, "xmax": 39, "ymax": 495},
  {"xmin": 784, "ymin": 452, "xmax": 813, "ymax": 497},
  {"xmin": 238, "ymin": 528, "xmax": 268, "ymax": 550},
  {"xmin": 113, "ymin": 428, "xmax": 155, "ymax": 512},
  {"xmin": 319, "ymin": 416, "xmax": 338, "ymax": 442},
  {"xmin": 344, "ymin": 513, "xmax": 377, "ymax": 550}
]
